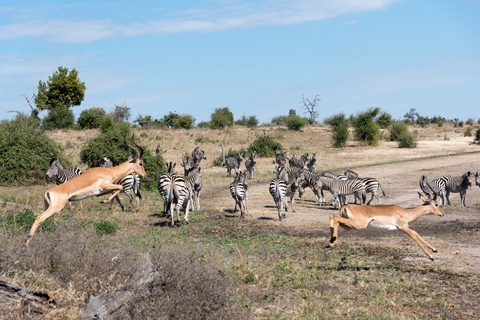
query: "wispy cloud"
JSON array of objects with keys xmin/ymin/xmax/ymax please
[
  {"xmin": 0, "ymin": 0, "xmax": 401, "ymax": 43},
  {"xmin": 344, "ymin": 20, "xmax": 359, "ymax": 25}
]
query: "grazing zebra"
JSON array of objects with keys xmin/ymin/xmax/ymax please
[
  {"xmin": 157, "ymin": 162, "xmax": 177, "ymax": 214},
  {"xmin": 288, "ymin": 155, "xmax": 304, "ymax": 168},
  {"xmin": 297, "ymin": 169, "xmax": 319, "ymax": 199},
  {"xmin": 344, "ymin": 170, "xmax": 385, "ymax": 205},
  {"xmin": 419, "ymin": 175, "xmax": 447, "ymax": 206},
  {"xmin": 46, "ymin": 158, "xmax": 82, "ymax": 185},
  {"xmin": 245, "ymin": 150, "xmax": 257, "ymax": 179},
  {"xmin": 220, "ymin": 143, "xmax": 243, "ymax": 177},
  {"xmin": 230, "ymin": 170, "xmax": 248, "ymax": 219},
  {"xmin": 441, "ymin": 172, "xmax": 474, "ymax": 207},
  {"xmin": 46, "ymin": 158, "xmax": 83, "ymax": 209},
  {"xmin": 184, "ymin": 166, "xmax": 203, "ymax": 211},
  {"xmin": 314, "ymin": 176, "xmax": 366, "ymax": 208},
  {"xmin": 100, "ymin": 156, "xmax": 142, "ymax": 212},
  {"xmin": 275, "ymin": 150, "xmax": 289, "ymax": 166},
  {"xmin": 306, "ymin": 153, "xmax": 317, "ymax": 172}
]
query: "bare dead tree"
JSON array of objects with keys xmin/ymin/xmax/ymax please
[{"xmin": 302, "ymin": 94, "xmax": 321, "ymax": 124}]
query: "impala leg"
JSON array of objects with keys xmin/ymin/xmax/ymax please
[
  {"xmin": 325, "ymin": 215, "xmax": 366, "ymax": 249},
  {"xmin": 401, "ymin": 227, "xmax": 436, "ymax": 261}
]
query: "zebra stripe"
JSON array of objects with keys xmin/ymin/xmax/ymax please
[
  {"xmin": 100, "ymin": 156, "xmax": 141, "ymax": 212},
  {"xmin": 420, "ymin": 176, "xmax": 447, "ymax": 206},
  {"xmin": 158, "ymin": 162, "xmax": 177, "ymax": 214},
  {"xmin": 344, "ymin": 171, "xmax": 385, "ymax": 205},
  {"xmin": 230, "ymin": 171, "xmax": 248, "ymax": 219},
  {"xmin": 315, "ymin": 176, "xmax": 366, "ymax": 208}
]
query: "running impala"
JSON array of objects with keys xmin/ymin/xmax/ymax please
[
  {"xmin": 325, "ymin": 177, "xmax": 445, "ymax": 261},
  {"xmin": 26, "ymin": 134, "xmax": 147, "ymax": 246}
]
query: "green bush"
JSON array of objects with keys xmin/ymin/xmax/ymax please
[
  {"xmin": 2, "ymin": 208, "xmax": 55, "ymax": 233},
  {"xmin": 325, "ymin": 113, "xmax": 349, "ymax": 148},
  {"xmin": 78, "ymin": 107, "xmax": 107, "ymax": 129},
  {"xmin": 247, "ymin": 136, "xmax": 284, "ymax": 158},
  {"xmin": 210, "ymin": 107, "xmax": 234, "ymax": 129},
  {"xmin": 158, "ymin": 112, "xmax": 196, "ymax": 129},
  {"xmin": 41, "ymin": 104, "xmax": 75, "ymax": 129},
  {"xmin": 79, "ymin": 123, "xmax": 166, "ymax": 191},
  {"xmin": 350, "ymin": 108, "xmax": 381, "ymax": 146},
  {"xmin": 397, "ymin": 132, "xmax": 417, "ymax": 148},
  {"xmin": 235, "ymin": 115, "xmax": 258, "ymax": 128},
  {"xmin": 464, "ymin": 126, "xmax": 473, "ymax": 137},
  {"xmin": 284, "ymin": 115, "xmax": 307, "ymax": 131},
  {"xmin": 389, "ymin": 121, "xmax": 410, "ymax": 141},
  {"xmin": 94, "ymin": 220, "xmax": 117, "ymax": 235},
  {"xmin": 0, "ymin": 113, "xmax": 64, "ymax": 186}
]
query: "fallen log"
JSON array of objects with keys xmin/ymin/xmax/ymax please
[{"xmin": 0, "ymin": 279, "xmax": 56, "ymax": 314}]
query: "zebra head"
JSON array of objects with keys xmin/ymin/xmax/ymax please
[
  {"xmin": 462, "ymin": 171, "xmax": 474, "ymax": 187},
  {"xmin": 46, "ymin": 158, "xmax": 62, "ymax": 182},
  {"xmin": 419, "ymin": 175, "xmax": 437, "ymax": 202}
]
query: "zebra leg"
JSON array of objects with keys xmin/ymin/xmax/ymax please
[
  {"xmin": 169, "ymin": 202, "xmax": 176, "ymax": 227},
  {"xmin": 460, "ymin": 190, "xmax": 466, "ymax": 207},
  {"xmin": 445, "ymin": 190, "xmax": 451, "ymax": 205},
  {"xmin": 184, "ymin": 199, "xmax": 191, "ymax": 224},
  {"xmin": 196, "ymin": 191, "xmax": 201, "ymax": 211}
]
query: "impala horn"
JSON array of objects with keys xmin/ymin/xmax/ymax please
[
  {"xmin": 124, "ymin": 133, "xmax": 143, "ymax": 160},
  {"xmin": 419, "ymin": 175, "xmax": 437, "ymax": 201}
]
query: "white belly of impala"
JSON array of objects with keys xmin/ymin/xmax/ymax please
[{"xmin": 367, "ymin": 221, "xmax": 399, "ymax": 231}]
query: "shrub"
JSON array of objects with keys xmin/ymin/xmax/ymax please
[
  {"xmin": 389, "ymin": 121, "xmax": 410, "ymax": 141},
  {"xmin": 41, "ymin": 104, "xmax": 75, "ymax": 129},
  {"xmin": 2, "ymin": 208, "xmax": 55, "ymax": 233},
  {"xmin": 247, "ymin": 136, "xmax": 284, "ymax": 158},
  {"xmin": 464, "ymin": 126, "xmax": 473, "ymax": 137},
  {"xmin": 78, "ymin": 107, "xmax": 107, "ymax": 129},
  {"xmin": 466, "ymin": 118, "xmax": 474, "ymax": 126},
  {"xmin": 325, "ymin": 113, "xmax": 349, "ymax": 148},
  {"xmin": 79, "ymin": 123, "xmax": 166, "ymax": 191},
  {"xmin": 235, "ymin": 114, "xmax": 259, "ymax": 128},
  {"xmin": 94, "ymin": 220, "xmax": 118, "ymax": 235},
  {"xmin": 0, "ymin": 113, "xmax": 63, "ymax": 186},
  {"xmin": 159, "ymin": 112, "xmax": 196, "ymax": 129},
  {"xmin": 375, "ymin": 111, "xmax": 392, "ymax": 129},
  {"xmin": 397, "ymin": 131, "xmax": 417, "ymax": 148},
  {"xmin": 210, "ymin": 107, "xmax": 234, "ymax": 129},
  {"xmin": 350, "ymin": 108, "xmax": 381, "ymax": 146},
  {"xmin": 284, "ymin": 115, "xmax": 307, "ymax": 131}
]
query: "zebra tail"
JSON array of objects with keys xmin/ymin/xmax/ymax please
[{"xmin": 379, "ymin": 183, "xmax": 386, "ymax": 197}]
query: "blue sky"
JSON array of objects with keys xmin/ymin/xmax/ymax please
[{"xmin": 1, "ymin": 0, "xmax": 479, "ymax": 125}]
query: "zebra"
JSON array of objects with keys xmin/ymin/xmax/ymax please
[
  {"xmin": 269, "ymin": 175, "xmax": 288, "ymax": 221},
  {"xmin": 46, "ymin": 158, "xmax": 83, "ymax": 209},
  {"xmin": 274, "ymin": 166, "xmax": 300, "ymax": 213},
  {"xmin": 441, "ymin": 172, "xmax": 474, "ymax": 207},
  {"xmin": 184, "ymin": 166, "xmax": 203, "ymax": 211},
  {"xmin": 288, "ymin": 155, "xmax": 304, "ymax": 168},
  {"xmin": 100, "ymin": 156, "xmax": 142, "ymax": 212},
  {"xmin": 476, "ymin": 172, "xmax": 480, "ymax": 187},
  {"xmin": 344, "ymin": 170, "xmax": 385, "ymax": 205},
  {"xmin": 275, "ymin": 150, "xmax": 289, "ymax": 167},
  {"xmin": 157, "ymin": 162, "xmax": 177, "ymax": 214},
  {"xmin": 245, "ymin": 150, "xmax": 257, "ymax": 179},
  {"xmin": 306, "ymin": 153, "xmax": 317, "ymax": 172},
  {"xmin": 230, "ymin": 170, "xmax": 248, "ymax": 219},
  {"xmin": 220, "ymin": 143, "xmax": 243, "ymax": 177},
  {"xmin": 192, "ymin": 146, "xmax": 207, "ymax": 162},
  {"xmin": 314, "ymin": 175, "xmax": 366, "ymax": 208},
  {"xmin": 419, "ymin": 175, "xmax": 447, "ymax": 206},
  {"xmin": 46, "ymin": 158, "xmax": 82, "ymax": 185},
  {"xmin": 297, "ymin": 169, "xmax": 319, "ymax": 199}
]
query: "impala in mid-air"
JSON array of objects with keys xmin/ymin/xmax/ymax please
[
  {"xmin": 26, "ymin": 134, "xmax": 147, "ymax": 246},
  {"xmin": 325, "ymin": 176, "xmax": 445, "ymax": 261}
]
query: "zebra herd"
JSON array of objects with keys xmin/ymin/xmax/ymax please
[{"xmin": 45, "ymin": 146, "xmax": 480, "ymax": 226}]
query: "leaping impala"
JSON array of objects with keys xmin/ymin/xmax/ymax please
[
  {"xmin": 325, "ymin": 176, "xmax": 445, "ymax": 261},
  {"xmin": 26, "ymin": 133, "xmax": 147, "ymax": 246}
]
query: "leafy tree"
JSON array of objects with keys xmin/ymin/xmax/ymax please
[
  {"xmin": 0, "ymin": 113, "xmax": 63, "ymax": 185},
  {"xmin": 415, "ymin": 116, "xmax": 430, "ymax": 128},
  {"xmin": 35, "ymin": 66, "xmax": 86, "ymax": 111},
  {"xmin": 41, "ymin": 104, "xmax": 75, "ymax": 129},
  {"xmin": 389, "ymin": 121, "xmax": 410, "ymax": 141},
  {"xmin": 403, "ymin": 108, "xmax": 419, "ymax": 123},
  {"xmin": 78, "ymin": 107, "xmax": 107, "ymax": 129},
  {"xmin": 110, "ymin": 104, "xmax": 131, "ymax": 123},
  {"xmin": 350, "ymin": 107, "xmax": 381, "ymax": 146},
  {"xmin": 134, "ymin": 114, "xmax": 153, "ymax": 130},
  {"xmin": 375, "ymin": 111, "xmax": 392, "ymax": 129},
  {"xmin": 210, "ymin": 107, "xmax": 234, "ymax": 129},
  {"xmin": 158, "ymin": 112, "xmax": 195, "ymax": 129},
  {"xmin": 324, "ymin": 113, "xmax": 349, "ymax": 148},
  {"xmin": 431, "ymin": 116, "xmax": 446, "ymax": 127}
]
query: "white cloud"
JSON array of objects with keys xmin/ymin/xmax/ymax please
[{"xmin": 0, "ymin": 0, "xmax": 401, "ymax": 43}]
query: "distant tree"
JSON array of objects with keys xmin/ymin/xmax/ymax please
[
  {"xmin": 110, "ymin": 104, "xmax": 131, "ymax": 123},
  {"xmin": 158, "ymin": 112, "xmax": 195, "ymax": 129},
  {"xmin": 134, "ymin": 114, "xmax": 153, "ymax": 130},
  {"xmin": 350, "ymin": 107, "xmax": 381, "ymax": 146},
  {"xmin": 403, "ymin": 108, "xmax": 419, "ymax": 123},
  {"xmin": 78, "ymin": 107, "xmax": 107, "ymax": 129},
  {"xmin": 301, "ymin": 94, "xmax": 321, "ymax": 124},
  {"xmin": 415, "ymin": 116, "xmax": 430, "ymax": 128},
  {"xmin": 210, "ymin": 107, "xmax": 234, "ymax": 129},
  {"xmin": 284, "ymin": 109, "xmax": 307, "ymax": 131},
  {"xmin": 235, "ymin": 114, "xmax": 258, "ymax": 128},
  {"xmin": 431, "ymin": 116, "xmax": 446, "ymax": 127},
  {"xmin": 324, "ymin": 113, "xmax": 349, "ymax": 148},
  {"xmin": 41, "ymin": 104, "xmax": 75, "ymax": 129},
  {"xmin": 35, "ymin": 66, "xmax": 86, "ymax": 112}
]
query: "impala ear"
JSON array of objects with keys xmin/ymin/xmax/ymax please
[{"xmin": 418, "ymin": 192, "xmax": 428, "ymax": 203}]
